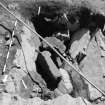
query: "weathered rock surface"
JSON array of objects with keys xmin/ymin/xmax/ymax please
[
  {"xmin": 1, "ymin": 0, "xmax": 105, "ymax": 105},
  {"xmin": 62, "ymin": 62, "xmax": 90, "ymax": 99},
  {"xmin": 69, "ymin": 29, "xmax": 91, "ymax": 60},
  {"xmin": 95, "ymin": 29, "xmax": 105, "ymax": 57},
  {"xmin": 59, "ymin": 68, "xmax": 73, "ymax": 93},
  {"xmin": 41, "ymin": 37, "xmax": 66, "ymax": 54},
  {"xmin": 44, "ymin": 94, "xmax": 92, "ymax": 105},
  {"xmin": 36, "ymin": 51, "xmax": 61, "ymax": 90},
  {"xmin": 80, "ymin": 30, "xmax": 105, "ymax": 101}
]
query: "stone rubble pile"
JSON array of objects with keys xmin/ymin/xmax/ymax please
[{"xmin": 0, "ymin": 0, "xmax": 105, "ymax": 105}]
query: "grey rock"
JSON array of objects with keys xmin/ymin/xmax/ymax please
[
  {"xmin": 44, "ymin": 94, "xmax": 92, "ymax": 105},
  {"xmin": 42, "ymin": 37, "xmax": 66, "ymax": 54},
  {"xmin": 63, "ymin": 62, "xmax": 90, "ymax": 99},
  {"xmin": 69, "ymin": 29, "xmax": 90, "ymax": 60},
  {"xmin": 36, "ymin": 51, "xmax": 61, "ymax": 90}
]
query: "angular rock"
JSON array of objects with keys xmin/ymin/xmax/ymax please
[
  {"xmin": 1, "ymin": 93, "xmax": 43, "ymax": 105},
  {"xmin": 42, "ymin": 37, "xmax": 66, "ymax": 54},
  {"xmin": 80, "ymin": 30, "xmax": 105, "ymax": 101},
  {"xmin": 13, "ymin": 49, "xmax": 46, "ymax": 99},
  {"xmin": 88, "ymin": 83, "xmax": 102, "ymax": 101},
  {"xmin": 69, "ymin": 29, "xmax": 90, "ymax": 61},
  {"xmin": 44, "ymin": 94, "xmax": 92, "ymax": 105},
  {"xmin": 1, "ymin": 93, "xmax": 11, "ymax": 105},
  {"xmin": 5, "ymin": 75, "xmax": 16, "ymax": 93},
  {"xmin": 59, "ymin": 68, "xmax": 73, "ymax": 93},
  {"xmin": 95, "ymin": 29, "xmax": 105, "ymax": 57},
  {"xmin": 19, "ymin": 24, "xmax": 47, "ymax": 90},
  {"xmin": 13, "ymin": 49, "xmax": 27, "ymax": 77},
  {"xmin": 63, "ymin": 62, "xmax": 90, "ymax": 99},
  {"xmin": 20, "ymin": 25, "xmax": 40, "ymax": 72},
  {"xmin": 42, "ymin": 51, "xmax": 61, "ymax": 78},
  {"xmin": 36, "ymin": 51, "xmax": 61, "ymax": 90},
  {"xmin": 0, "ymin": 25, "xmax": 10, "ymax": 35},
  {"xmin": 57, "ymin": 80, "xmax": 69, "ymax": 94},
  {"xmin": 19, "ymin": 74, "xmax": 42, "ymax": 99}
]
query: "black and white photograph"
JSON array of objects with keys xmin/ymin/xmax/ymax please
[{"xmin": 0, "ymin": 0, "xmax": 105, "ymax": 105}]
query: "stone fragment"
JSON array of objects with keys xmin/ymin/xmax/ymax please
[
  {"xmin": 19, "ymin": 74, "xmax": 42, "ymax": 99},
  {"xmin": 88, "ymin": 83, "xmax": 102, "ymax": 101},
  {"xmin": 95, "ymin": 29, "xmax": 105, "ymax": 57},
  {"xmin": 41, "ymin": 51, "xmax": 61, "ymax": 78},
  {"xmin": 69, "ymin": 29, "xmax": 90, "ymax": 60},
  {"xmin": 1, "ymin": 93, "xmax": 43, "ymax": 105},
  {"xmin": 9, "ymin": 68, "xmax": 25, "ymax": 93},
  {"xmin": 20, "ymin": 25, "xmax": 40, "ymax": 72},
  {"xmin": 63, "ymin": 62, "xmax": 89, "ymax": 99},
  {"xmin": 1, "ymin": 93, "xmax": 11, "ymax": 105},
  {"xmin": 0, "ymin": 25, "xmax": 9, "ymax": 35},
  {"xmin": 17, "ymin": 24, "xmax": 46, "ymax": 92},
  {"xmin": 44, "ymin": 94, "xmax": 92, "ymax": 105},
  {"xmin": 5, "ymin": 75, "xmax": 16, "ymax": 93},
  {"xmin": 57, "ymin": 80, "xmax": 69, "ymax": 94},
  {"xmin": 59, "ymin": 68, "xmax": 73, "ymax": 93},
  {"xmin": 80, "ymin": 35, "xmax": 105, "ymax": 101},
  {"xmin": 42, "ymin": 37, "xmax": 66, "ymax": 54},
  {"xmin": 13, "ymin": 48, "xmax": 46, "ymax": 99},
  {"xmin": 36, "ymin": 51, "xmax": 61, "ymax": 90},
  {"xmin": 68, "ymin": 18, "xmax": 80, "ymax": 32}
]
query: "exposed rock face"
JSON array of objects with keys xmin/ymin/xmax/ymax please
[
  {"xmin": 80, "ymin": 30, "xmax": 105, "ymax": 101},
  {"xmin": 1, "ymin": 0, "xmax": 105, "ymax": 105},
  {"xmin": 20, "ymin": 25, "xmax": 39, "ymax": 73},
  {"xmin": 44, "ymin": 94, "xmax": 92, "ymax": 105},
  {"xmin": 59, "ymin": 68, "xmax": 73, "ymax": 93},
  {"xmin": 95, "ymin": 29, "xmax": 105, "ymax": 57},
  {"xmin": 69, "ymin": 29, "xmax": 91, "ymax": 62},
  {"xmin": 36, "ymin": 51, "xmax": 61, "ymax": 90},
  {"xmin": 41, "ymin": 37, "xmax": 66, "ymax": 54}
]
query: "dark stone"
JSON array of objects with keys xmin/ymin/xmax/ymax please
[{"xmin": 36, "ymin": 51, "xmax": 61, "ymax": 90}]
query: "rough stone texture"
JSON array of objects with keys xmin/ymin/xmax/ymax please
[
  {"xmin": 20, "ymin": 25, "xmax": 40, "ymax": 72},
  {"xmin": 1, "ymin": 93, "xmax": 11, "ymax": 105},
  {"xmin": 13, "ymin": 49, "xmax": 27, "ymax": 76},
  {"xmin": 36, "ymin": 51, "xmax": 61, "ymax": 90},
  {"xmin": 88, "ymin": 83, "xmax": 102, "ymax": 101},
  {"xmin": 57, "ymin": 80, "xmax": 70, "ymax": 94},
  {"xmin": 1, "ymin": 0, "xmax": 105, "ymax": 105},
  {"xmin": 42, "ymin": 37, "xmax": 66, "ymax": 54},
  {"xmin": 80, "ymin": 31, "xmax": 105, "ymax": 100},
  {"xmin": 59, "ymin": 68, "xmax": 73, "ymax": 93},
  {"xmin": 95, "ymin": 29, "xmax": 105, "ymax": 57},
  {"xmin": 69, "ymin": 29, "xmax": 91, "ymax": 59},
  {"xmin": 0, "ymin": 93, "xmax": 43, "ymax": 105},
  {"xmin": 41, "ymin": 51, "xmax": 61, "ymax": 78},
  {"xmin": 62, "ymin": 61, "xmax": 90, "ymax": 99},
  {"xmin": 45, "ymin": 94, "xmax": 92, "ymax": 105},
  {"xmin": 5, "ymin": 75, "xmax": 16, "ymax": 93},
  {"xmin": 0, "ymin": 93, "xmax": 93, "ymax": 105}
]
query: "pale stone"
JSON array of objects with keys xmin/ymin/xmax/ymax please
[
  {"xmin": 5, "ymin": 76, "xmax": 16, "ymax": 93},
  {"xmin": 95, "ymin": 29, "xmax": 105, "ymax": 57},
  {"xmin": 88, "ymin": 83, "xmax": 102, "ymax": 100},
  {"xmin": 69, "ymin": 29, "xmax": 90, "ymax": 59},
  {"xmin": 45, "ymin": 94, "xmax": 92, "ymax": 105},
  {"xmin": 41, "ymin": 51, "xmax": 61, "ymax": 78},
  {"xmin": 59, "ymin": 68, "xmax": 73, "ymax": 92},
  {"xmin": 2, "ymin": 93, "xmax": 11, "ymax": 105}
]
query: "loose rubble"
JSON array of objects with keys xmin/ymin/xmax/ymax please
[{"xmin": 0, "ymin": 0, "xmax": 105, "ymax": 105}]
